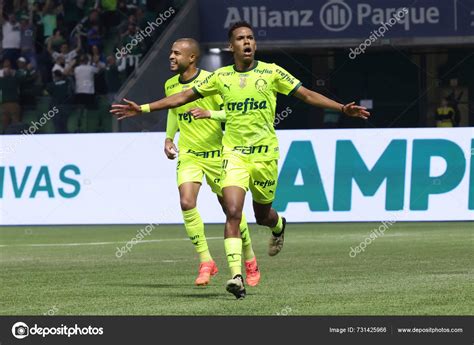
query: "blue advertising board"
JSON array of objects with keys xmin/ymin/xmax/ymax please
[{"xmin": 198, "ymin": 0, "xmax": 474, "ymax": 44}]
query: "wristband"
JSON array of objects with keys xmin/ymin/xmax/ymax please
[{"xmin": 140, "ymin": 104, "xmax": 151, "ymax": 113}]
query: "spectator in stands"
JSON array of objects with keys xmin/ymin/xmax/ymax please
[
  {"xmin": 90, "ymin": 45, "xmax": 106, "ymax": 66},
  {"xmin": 91, "ymin": 45, "xmax": 107, "ymax": 94},
  {"xmin": 87, "ymin": 24, "xmax": 102, "ymax": 51},
  {"xmin": 51, "ymin": 55, "xmax": 64, "ymax": 74},
  {"xmin": 74, "ymin": 54, "xmax": 103, "ymax": 108},
  {"xmin": 41, "ymin": 0, "xmax": 61, "ymax": 39},
  {"xmin": 48, "ymin": 34, "xmax": 81, "ymax": 71},
  {"xmin": 104, "ymin": 55, "xmax": 124, "ymax": 104},
  {"xmin": 46, "ymin": 29, "xmax": 67, "ymax": 54},
  {"xmin": 78, "ymin": 9, "xmax": 101, "ymax": 47},
  {"xmin": 1, "ymin": 9, "xmax": 22, "ymax": 69},
  {"xmin": 0, "ymin": 59, "xmax": 21, "ymax": 133},
  {"xmin": 16, "ymin": 57, "xmax": 37, "ymax": 105},
  {"xmin": 20, "ymin": 13, "xmax": 37, "ymax": 69},
  {"xmin": 46, "ymin": 70, "xmax": 74, "ymax": 133},
  {"xmin": 435, "ymin": 98, "xmax": 455, "ymax": 127}
]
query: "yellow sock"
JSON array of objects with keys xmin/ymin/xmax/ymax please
[
  {"xmin": 271, "ymin": 215, "xmax": 283, "ymax": 235},
  {"xmin": 224, "ymin": 238, "xmax": 242, "ymax": 277},
  {"xmin": 240, "ymin": 212, "xmax": 255, "ymax": 261},
  {"xmin": 182, "ymin": 208, "xmax": 212, "ymax": 263}
]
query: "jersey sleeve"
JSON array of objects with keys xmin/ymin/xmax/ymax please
[
  {"xmin": 164, "ymin": 84, "xmax": 179, "ymax": 140},
  {"xmin": 192, "ymin": 72, "xmax": 219, "ymax": 98},
  {"xmin": 272, "ymin": 64, "xmax": 302, "ymax": 96},
  {"xmin": 166, "ymin": 109, "xmax": 179, "ymax": 140},
  {"xmin": 209, "ymin": 110, "xmax": 226, "ymax": 122}
]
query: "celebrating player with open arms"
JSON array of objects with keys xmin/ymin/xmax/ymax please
[
  {"xmin": 128, "ymin": 38, "xmax": 261, "ymax": 288},
  {"xmin": 111, "ymin": 22, "xmax": 370, "ymax": 299}
]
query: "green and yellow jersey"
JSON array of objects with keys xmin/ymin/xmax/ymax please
[
  {"xmin": 165, "ymin": 69, "xmax": 224, "ymax": 159},
  {"xmin": 192, "ymin": 60, "xmax": 301, "ymax": 161}
]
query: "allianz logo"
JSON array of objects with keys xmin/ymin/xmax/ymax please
[{"xmin": 224, "ymin": 1, "xmax": 441, "ymax": 32}]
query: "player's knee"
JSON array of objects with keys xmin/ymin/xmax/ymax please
[
  {"xmin": 180, "ymin": 198, "xmax": 196, "ymax": 211},
  {"xmin": 226, "ymin": 205, "xmax": 242, "ymax": 222}
]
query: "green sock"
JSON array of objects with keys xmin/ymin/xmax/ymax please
[
  {"xmin": 182, "ymin": 208, "xmax": 212, "ymax": 263},
  {"xmin": 224, "ymin": 238, "xmax": 242, "ymax": 277},
  {"xmin": 271, "ymin": 215, "xmax": 283, "ymax": 235},
  {"xmin": 240, "ymin": 212, "xmax": 255, "ymax": 261}
]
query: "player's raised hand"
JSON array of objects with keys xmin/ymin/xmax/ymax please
[
  {"xmin": 189, "ymin": 108, "xmax": 211, "ymax": 119},
  {"xmin": 342, "ymin": 102, "xmax": 371, "ymax": 120},
  {"xmin": 164, "ymin": 138, "xmax": 178, "ymax": 160},
  {"xmin": 110, "ymin": 98, "xmax": 141, "ymax": 120}
]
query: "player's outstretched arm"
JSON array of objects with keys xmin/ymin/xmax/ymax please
[
  {"xmin": 294, "ymin": 86, "xmax": 370, "ymax": 120},
  {"xmin": 110, "ymin": 89, "xmax": 200, "ymax": 120}
]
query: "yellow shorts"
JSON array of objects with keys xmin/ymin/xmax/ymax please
[
  {"xmin": 176, "ymin": 154, "xmax": 222, "ymax": 195},
  {"xmin": 220, "ymin": 152, "xmax": 278, "ymax": 204}
]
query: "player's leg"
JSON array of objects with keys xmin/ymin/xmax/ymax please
[
  {"xmin": 177, "ymin": 158, "xmax": 217, "ymax": 286},
  {"xmin": 206, "ymin": 158, "xmax": 257, "ymax": 267},
  {"xmin": 249, "ymin": 160, "xmax": 286, "ymax": 256},
  {"xmin": 217, "ymin": 195, "xmax": 260, "ymax": 286},
  {"xmin": 219, "ymin": 154, "xmax": 250, "ymax": 298}
]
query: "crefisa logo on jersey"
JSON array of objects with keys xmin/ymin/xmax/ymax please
[{"xmin": 320, "ymin": 0, "xmax": 352, "ymax": 32}]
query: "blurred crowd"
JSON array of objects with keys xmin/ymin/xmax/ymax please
[{"xmin": 0, "ymin": 0, "xmax": 177, "ymax": 134}]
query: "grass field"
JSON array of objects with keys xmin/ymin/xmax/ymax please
[{"xmin": 0, "ymin": 222, "xmax": 472, "ymax": 315}]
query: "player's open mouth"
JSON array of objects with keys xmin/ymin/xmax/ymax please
[{"xmin": 243, "ymin": 47, "xmax": 252, "ymax": 56}]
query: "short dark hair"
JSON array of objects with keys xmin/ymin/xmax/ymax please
[{"xmin": 227, "ymin": 21, "xmax": 253, "ymax": 40}]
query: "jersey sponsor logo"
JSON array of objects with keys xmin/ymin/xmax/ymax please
[
  {"xmin": 186, "ymin": 149, "xmax": 221, "ymax": 158},
  {"xmin": 223, "ymin": 83, "xmax": 231, "ymax": 92},
  {"xmin": 253, "ymin": 179, "xmax": 276, "ymax": 188},
  {"xmin": 275, "ymin": 68, "xmax": 296, "ymax": 84},
  {"xmin": 166, "ymin": 82, "xmax": 179, "ymax": 90},
  {"xmin": 255, "ymin": 78, "xmax": 268, "ymax": 92},
  {"xmin": 178, "ymin": 112, "xmax": 193, "ymax": 123},
  {"xmin": 226, "ymin": 98, "xmax": 267, "ymax": 114},
  {"xmin": 218, "ymin": 71, "xmax": 235, "ymax": 77},
  {"xmin": 253, "ymin": 68, "xmax": 273, "ymax": 75},
  {"xmin": 232, "ymin": 145, "xmax": 269, "ymax": 154}
]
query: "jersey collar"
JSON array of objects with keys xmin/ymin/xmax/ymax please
[
  {"xmin": 233, "ymin": 60, "xmax": 259, "ymax": 73},
  {"xmin": 179, "ymin": 68, "xmax": 201, "ymax": 84}
]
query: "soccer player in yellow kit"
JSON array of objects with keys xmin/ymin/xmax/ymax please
[
  {"xmin": 111, "ymin": 23, "xmax": 370, "ymax": 299},
  {"xmin": 157, "ymin": 38, "xmax": 260, "ymax": 287}
]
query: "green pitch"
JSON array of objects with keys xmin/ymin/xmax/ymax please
[{"xmin": 0, "ymin": 222, "xmax": 472, "ymax": 315}]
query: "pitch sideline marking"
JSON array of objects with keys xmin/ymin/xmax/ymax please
[{"xmin": 0, "ymin": 237, "xmax": 222, "ymax": 248}]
